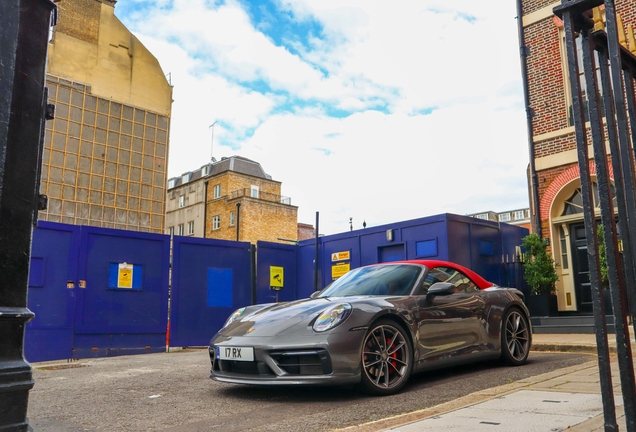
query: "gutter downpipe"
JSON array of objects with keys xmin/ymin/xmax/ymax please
[
  {"xmin": 516, "ymin": 0, "xmax": 542, "ymax": 238},
  {"xmin": 236, "ymin": 202, "xmax": 241, "ymax": 241},
  {"xmin": 203, "ymin": 181, "xmax": 209, "ymax": 238}
]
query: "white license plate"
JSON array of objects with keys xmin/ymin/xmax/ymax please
[{"xmin": 216, "ymin": 346, "xmax": 254, "ymax": 362}]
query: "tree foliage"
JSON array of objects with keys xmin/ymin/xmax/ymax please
[{"xmin": 521, "ymin": 233, "xmax": 559, "ymax": 295}]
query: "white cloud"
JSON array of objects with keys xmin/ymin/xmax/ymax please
[{"xmin": 118, "ymin": 0, "xmax": 530, "ymax": 235}]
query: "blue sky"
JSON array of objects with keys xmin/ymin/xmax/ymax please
[{"xmin": 116, "ymin": 0, "xmax": 529, "ymax": 235}]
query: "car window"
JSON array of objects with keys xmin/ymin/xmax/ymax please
[
  {"xmin": 438, "ymin": 267, "xmax": 479, "ymax": 293},
  {"xmin": 318, "ymin": 264, "xmax": 421, "ymax": 297},
  {"xmin": 414, "ymin": 266, "xmax": 479, "ymax": 295},
  {"xmin": 413, "ymin": 268, "xmax": 449, "ymax": 295}
]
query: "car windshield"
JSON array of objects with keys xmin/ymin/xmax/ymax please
[{"xmin": 318, "ymin": 264, "xmax": 421, "ymax": 297}]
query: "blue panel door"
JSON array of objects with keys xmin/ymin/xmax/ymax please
[
  {"xmin": 170, "ymin": 237, "xmax": 252, "ymax": 347},
  {"xmin": 25, "ymin": 222, "xmax": 80, "ymax": 362},
  {"xmin": 73, "ymin": 226, "xmax": 170, "ymax": 357}
]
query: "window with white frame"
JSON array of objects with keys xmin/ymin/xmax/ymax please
[
  {"xmin": 179, "ymin": 195, "xmax": 185, "ymax": 208},
  {"xmin": 230, "ymin": 211, "xmax": 235, "ymax": 226},
  {"xmin": 187, "ymin": 221, "xmax": 194, "ymax": 235},
  {"xmin": 514, "ymin": 210, "xmax": 526, "ymax": 220},
  {"xmin": 201, "ymin": 165, "xmax": 209, "ymax": 176},
  {"xmin": 213, "ymin": 184, "xmax": 221, "ymax": 199},
  {"xmin": 498, "ymin": 213, "xmax": 511, "ymax": 222},
  {"xmin": 168, "ymin": 178, "xmax": 177, "ymax": 189},
  {"xmin": 177, "ymin": 224, "xmax": 184, "ymax": 236},
  {"xmin": 213, "ymin": 215, "xmax": 220, "ymax": 230},
  {"xmin": 251, "ymin": 185, "xmax": 259, "ymax": 198},
  {"xmin": 475, "ymin": 213, "xmax": 489, "ymax": 220},
  {"xmin": 181, "ymin": 173, "xmax": 191, "ymax": 183}
]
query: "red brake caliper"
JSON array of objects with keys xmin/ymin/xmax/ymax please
[{"xmin": 387, "ymin": 337, "xmax": 397, "ymax": 373}]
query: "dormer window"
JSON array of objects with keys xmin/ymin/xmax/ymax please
[
  {"xmin": 181, "ymin": 173, "xmax": 191, "ymax": 183},
  {"xmin": 168, "ymin": 178, "xmax": 177, "ymax": 189}
]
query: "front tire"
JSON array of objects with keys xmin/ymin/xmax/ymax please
[
  {"xmin": 360, "ymin": 320, "xmax": 413, "ymax": 395},
  {"xmin": 500, "ymin": 308, "xmax": 530, "ymax": 365}
]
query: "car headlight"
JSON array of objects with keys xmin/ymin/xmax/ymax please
[
  {"xmin": 313, "ymin": 303, "xmax": 352, "ymax": 332},
  {"xmin": 223, "ymin": 307, "xmax": 246, "ymax": 328}
]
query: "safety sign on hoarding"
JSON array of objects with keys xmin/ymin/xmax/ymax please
[
  {"xmin": 331, "ymin": 251, "xmax": 350, "ymax": 262},
  {"xmin": 331, "ymin": 262, "xmax": 350, "ymax": 280}
]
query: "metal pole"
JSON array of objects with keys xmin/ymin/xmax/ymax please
[
  {"xmin": 0, "ymin": 0, "xmax": 56, "ymax": 429},
  {"xmin": 314, "ymin": 211, "xmax": 320, "ymax": 291}
]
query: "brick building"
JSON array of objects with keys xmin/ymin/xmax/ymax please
[
  {"xmin": 519, "ymin": 0, "xmax": 635, "ymax": 313},
  {"xmin": 39, "ymin": 0, "xmax": 173, "ymax": 232},
  {"xmin": 165, "ymin": 156, "xmax": 299, "ymax": 244}
]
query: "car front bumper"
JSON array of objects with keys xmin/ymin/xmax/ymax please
[{"xmin": 209, "ymin": 332, "xmax": 363, "ymax": 386}]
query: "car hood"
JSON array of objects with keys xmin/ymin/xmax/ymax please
[{"xmin": 219, "ymin": 296, "xmax": 388, "ymax": 337}]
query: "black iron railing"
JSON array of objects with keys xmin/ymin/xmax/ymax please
[{"xmin": 553, "ymin": 1, "xmax": 636, "ymax": 430}]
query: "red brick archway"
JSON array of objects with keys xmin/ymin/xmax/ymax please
[{"xmin": 540, "ymin": 162, "xmax": 614, "ymax": 221}]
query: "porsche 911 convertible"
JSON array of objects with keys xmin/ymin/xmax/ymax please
[{"xmin": 209, "ymin": 259, "xmax": 531, "ymax": 395}]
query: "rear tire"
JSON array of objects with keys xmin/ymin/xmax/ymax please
[
  {"xmin": 360, "ymin": 319, "xmax": 413, "ymax": 395},
  {"xmin": 500, "ymin": 308, "xmax": 530, "ymax": 365}
]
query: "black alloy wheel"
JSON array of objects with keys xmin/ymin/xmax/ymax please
[
  {"xmin": 360, "ymin": 320, "xmax": 412, "ymax": 395},
  {"xmin": 501, "ymin": 308, "xmax": 530, "ymax": 365}
]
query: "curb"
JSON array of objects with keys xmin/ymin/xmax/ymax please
[
  {"xmin": 335, "ymin": 356, "xmax": 600, "ymax": 432},
  {"xmin": 531, "ymin": 343, "xmax": 608, "ymax": 354}
]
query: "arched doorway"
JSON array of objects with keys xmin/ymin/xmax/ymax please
[{"xmin": 548, "ymin": 179, "xmax": 616, "ymax": 313}]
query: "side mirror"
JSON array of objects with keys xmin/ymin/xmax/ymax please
[
  {"xmin": 310, "ymin": 291, "xmax": 321, "ymax": 299},
  {"xmin": 426, "ymin": 282, "xmax": 455, "ymax": 297}
]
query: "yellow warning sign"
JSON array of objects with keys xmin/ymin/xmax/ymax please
[
  {"xmin": 331, "ymin": 251, "xmax": 350, "ymax": 262},
  {"xmin": 331, "ymin": 262, "xmax": 350, "ymax": 280},
  {"xmin": 270, "ymin": 266, "xmax": 284, "ymax": 288},
  {"xmin": 118, "ymin": 263, "xmax": 133, "ymax": 289}
]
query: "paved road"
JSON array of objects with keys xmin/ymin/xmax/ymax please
[{"xmin": 27, "ymin": 349, "xmax": 593, "ymax": 432}]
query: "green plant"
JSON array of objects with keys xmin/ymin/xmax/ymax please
[{"xmin": 521, "ymin": 233, "xmax": 559, "ymax": 295}]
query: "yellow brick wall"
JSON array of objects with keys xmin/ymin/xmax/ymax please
[{"xmin": 203, "ymin": 172, "xmax": 295, "ymax": 243}]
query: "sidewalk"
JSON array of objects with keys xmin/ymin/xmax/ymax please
[{"xmin": 342, "ymin": 332, "xmax": 633, "ymax": 432}]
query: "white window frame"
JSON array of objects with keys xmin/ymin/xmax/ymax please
[
  {"xmin": 498, "ymin": 213, "xmax": 511, "ymax": 222},
  {"xmin": 177, "ymin": 224, "xmax": 184, "ymax": 236},
  {"xmin": 213, "ymin": 184, "xmax": 221, "ymax": 199},
  {"xmin": 168, "ymin": 178, "xmax": 177, "ymax": 189},
  {"xmin": 250, "ymin": 185, "xmax": 259, "ymax": 198},
  {"xmin": 514, "ymin": 210, "xmax": 526, "ymax": 220},
  {"xmin": 187, "ymin": 221, "xmax": 195, "ymax": 235},
  {"xmin": 179, "ymin": 195, "xmax": 185, "ymax": 208},
  {"xmin": 212, "ymin": 215, "xmax": 220, "ymax": 230},
  {"xmin": 475, "ymin": 213, "xmax": 489, "ymax": 221},
  {"xmin": 230, "ymin": 211, "xmax": 235, "ymax": 226}
]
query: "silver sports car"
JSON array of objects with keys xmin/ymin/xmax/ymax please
[{"xmin": 209, "ymin": 260, "xmax": 531, "ymax": 395}]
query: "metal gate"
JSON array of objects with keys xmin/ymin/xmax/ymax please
[{"xmin": 25, "ymin": 223, "xmax": 171, "ymax": 361}]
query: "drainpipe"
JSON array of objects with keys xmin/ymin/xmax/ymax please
[
  {"xmin": 516, "ymin": 0, "xmax": 542, "ymax": 238},
  {"xmin": 236, "ymin": 202, "xmax": 241, "ymax": 241},
  {"xmin": 203, "ymin": 181, "xmax": 208, "ymax": 238}
]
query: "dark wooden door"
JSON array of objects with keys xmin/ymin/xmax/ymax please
[{"xmin": 570, "ymin": 222, "xmax": 593, "ymax": 313}]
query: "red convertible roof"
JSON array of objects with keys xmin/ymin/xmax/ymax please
[{"xmin": 390, "ymin": 259, "xmax": 494, "ymax": 290}]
